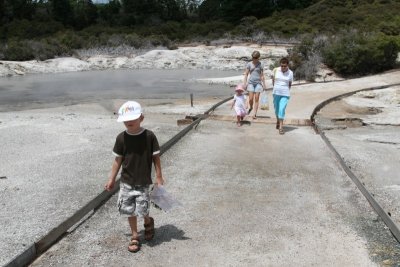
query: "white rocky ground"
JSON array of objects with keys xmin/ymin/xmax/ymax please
[
  {"xmin": 0, "ymin": 44, "xmax": 340, "ymax": 83},
  {"xmin": 346, "ymin": 88, "xmax": 400, "ymax": 126}
]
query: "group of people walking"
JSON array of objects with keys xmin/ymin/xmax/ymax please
[{"xmin": 231, "ymin": 51, "xmax": 293, "ymax": 134}]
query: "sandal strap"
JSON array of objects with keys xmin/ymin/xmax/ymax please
[
  {"xmin": 144, "ymin": 217, "xmax": 155, "ymax": 241},
  {"xmin": 129, "ymin": 239, "xmax": 140, "ymax": 245},
  {"xmin": 128, "ymin": 240, "xmax": 140, "ymax": 253}
]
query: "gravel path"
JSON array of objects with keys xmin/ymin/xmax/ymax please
[{"xmin": 32, "ymin": 121, "xmax": 381, "ymax": 267}]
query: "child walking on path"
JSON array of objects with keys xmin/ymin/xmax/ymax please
[
  {"xmin": 230, "ymin": 84, "xmax": 247, "ymax": 127},
  {"xmin": 105, "ymin": 100, "xmax": 165, "ymax": 253}
]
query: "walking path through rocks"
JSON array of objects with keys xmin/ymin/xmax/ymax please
[{"xmin": 1, "ymin": 70, "xmax": 400, "ymax": 266}]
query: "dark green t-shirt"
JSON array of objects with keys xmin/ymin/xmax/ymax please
[{"xmin": 112, "ymin": 128, "xmax": 160, "ymax": 186}]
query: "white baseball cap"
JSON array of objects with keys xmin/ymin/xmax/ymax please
[{"xmin": 117, "ymin": 101, "xmax": 142, "ymax": 122}]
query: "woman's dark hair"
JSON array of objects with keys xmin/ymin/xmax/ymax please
[
  {"xmin": 252, "ymin": 51, "xmax": 260, "ymax": 59},
  {"xmin": 280, "ymin": 57, "xmax": 289, "ymax": 64}
]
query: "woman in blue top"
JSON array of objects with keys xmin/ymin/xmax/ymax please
[
  {"xmin": 243, "ymin": 51, "xmax": 267, "ymax": 119},
  {"xmin": 272, "ymin": 57, "xmax": 293, "ymax": 135}
]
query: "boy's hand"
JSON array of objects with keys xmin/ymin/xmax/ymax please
[
  {"xmin": 104, "ymin": 179, "xmax": 115, "ymax": 191},
  {"xmin": 155, "ymin": 176, "xmax": 164, "ymax": 186}
]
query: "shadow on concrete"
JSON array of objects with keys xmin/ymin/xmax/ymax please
[
  {"xmin": 230, "ymin": 120, "xmax": 252, "ymax": 126},
  {"xmin": 255, "ymin": 115, "xmax": 271, "ymax": 119},
  {"xmin": 138, "ymin": 224, "xmax": 190, "ymax": 247},
  {"xmin": 283, "ymin": 126, "xmax": 298, "ymax": 133}
]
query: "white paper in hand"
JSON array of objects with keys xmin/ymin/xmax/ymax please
[{"xmin": 150, "ymin": 185, "xmax": 182, "ymax": 212}]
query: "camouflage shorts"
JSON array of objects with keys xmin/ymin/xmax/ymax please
[{"xmin": 118, "ymin": 183, "xmax": 150, "ymax": 217}]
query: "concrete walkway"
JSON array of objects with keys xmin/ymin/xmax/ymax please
[
  {"xmin": 2, "ymin": 70, "xmax": 400, "ymax": 266},
  {"xmin": 30, "ymin": 120, "xmax": 379, "ymax": 266},
  {"xmin": 29, "ymin": 71, "xmax": 400, "ymax": 266}
]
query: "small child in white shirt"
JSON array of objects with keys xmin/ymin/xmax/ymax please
[{"xmin": 230, "ymin": 84, "xmax": 248, "ymax": 127}]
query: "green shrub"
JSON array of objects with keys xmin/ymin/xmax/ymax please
[
  {"xmin": 106, "ymin": 34, "xmax": 125, "ymax": 46},
  {"xmin": 378, "ymin": 16, "xmax": 400, "ymax": 36},
  {"xmin": 3, "ymin": 40, "xmax": 35, "ymax": 61},
  {"xmin": 157, "ymin": 21, "xmax": 185, "ymax": 40},
  {"xmin": 3, "ymin": 19, "xmax": 64, "ymax": 40},
  {"xmin": 6, "ymin": 19, "xmax": 35, "ymax": 39},
  {"xmin": 185, "ymin": 21, "xmax": 232, "ymax": 38},
  {"xmin": 56, "ymin": 30, "xmax": 84, "ymax": 49},
  {"xmin": 29, "ymin": 40, "xmax": 68, "ymax": 60},
  {"xmin": 1, "ymin": 38, "xmax": 71, "ymax": 61},
  {"xmin": 81, "ymin": 25, "xmax": 122, "ymax": 37},
  {"xmin": 146, "ymin": 35, "xmax": 171, "ymax": 47},
  {"xmin": 322, "ymin": 32, "xmax": 399, "ymax": 76},
  {"xmin": 231, "ymin": 16, "xmax": 258, "ymax": 36},
  {"xmin": 124, "ymin": 33, "xmax": 145, "ymax": 48},
  {"xmin": 288, "ymin": 35, "xmax": 328, "ymax": 81}
]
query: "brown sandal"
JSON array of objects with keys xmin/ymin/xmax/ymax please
[
  {"xmin": 144, "ymin": 217, "xmax": 155, "ymax": 241},
  {"xmin": 128, "ymin": 237, "xmax": 140, "ymax": 253}
]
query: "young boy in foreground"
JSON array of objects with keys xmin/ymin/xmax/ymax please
[{"xmin": 105, "ymin": 100, "xmax": 164, "ymax": 253}]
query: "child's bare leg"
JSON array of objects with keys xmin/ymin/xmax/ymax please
[
  {"xmin": 128, "ymin": 216, "xmax": 140, "ymax": 252},
  {"xmin": 253, "ymin": 92, "xmax": 260, "ymax": 118},
  {"xmin": 128, "ymin": 216, "xmax": 138, "ymax": 237},
  {"xmin": 248, "ymin": 92, "xmax": 254, "ymax": 113},
  {"xmin": 236, "ymin": 116, "xmax": 241, "ymax": 126}
]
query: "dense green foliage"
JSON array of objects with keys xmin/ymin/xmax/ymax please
[
  {"xmin": 288, "ymin": 33, "xmax": 400, "ymax": 80},
  {"xmin": 255, "ymin": 0, "xmax": 400, "ymax": 36},
  {"xmin": 322, "ymin": 32, "xmax": 399, "ymax": 76},
  {"xmin": 0, "ymin": 0, "xmax": 399, "ymax": 76},
  {"xmin": 199, "ymin": 0, "xmax": 318, "ymax": 23}
]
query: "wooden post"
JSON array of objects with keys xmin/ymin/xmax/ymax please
[{"xmin": 190, "ymin": 93, "xmax": 193, "ymax": 107}]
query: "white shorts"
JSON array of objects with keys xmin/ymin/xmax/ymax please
[
  {"xmin": 247, "ymin": 83, "xmax": 263, "ymax": 93},
  {"xmin": 118, "ymin": 183, "xmax": 150, "ymax": 217}
]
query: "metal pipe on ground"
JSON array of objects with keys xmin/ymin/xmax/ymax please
[{"xmin": 310, "ymin": 82, "xmax": 400, "ymax": 243}]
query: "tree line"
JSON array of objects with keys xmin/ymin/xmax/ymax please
[
  {"xmin": 0, "ymin": 0, "xmax": 318, "ymax": 34},
  {"xmin": 0, "ymin": 0, "xmax": 399, "ymax": 78}
]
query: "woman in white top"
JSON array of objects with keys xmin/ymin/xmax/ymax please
[
  {"xmin": 272, "ymin": 57, "xmax": 293, "ymax": 135},
  {"xmin": 243, "ymin": 51, "xmax": 266, "ymax": 119}
]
